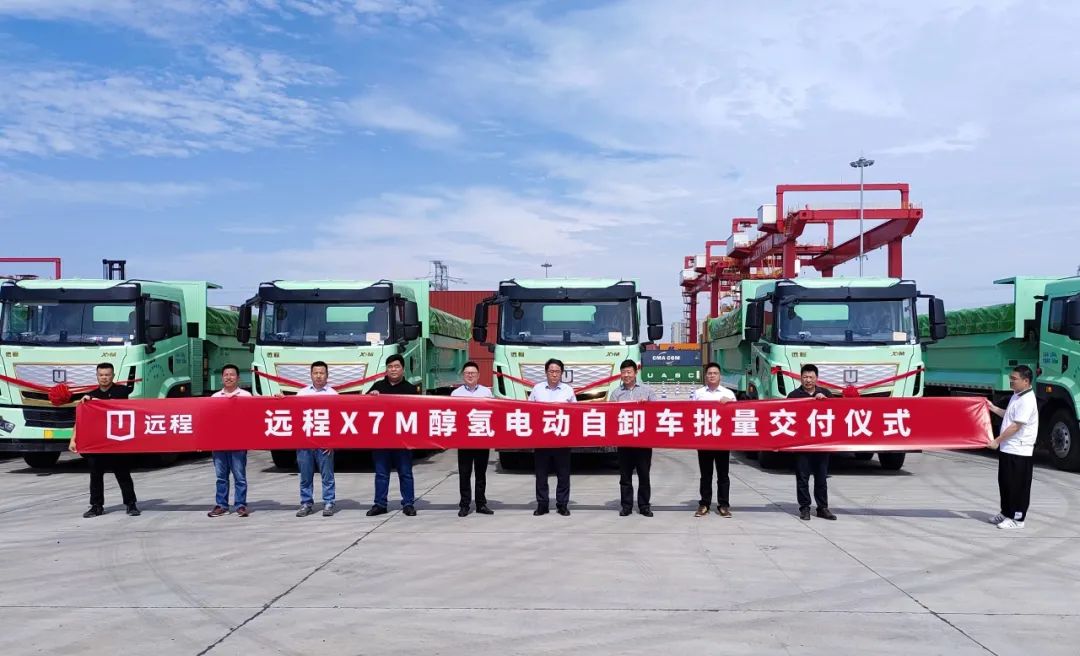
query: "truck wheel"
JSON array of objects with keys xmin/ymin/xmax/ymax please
[
  {"xmin": 23, "ymin": 452, "xmax": 61, "ymax": 469},
  {"xmin": 271, "ymin": 450, "xmax": 297, "ymax": 470},
  {"xmin": 878, "ymin": 452, "xmax": 906, "ymax": 471},
  {"xmin": 758, "ymin": 451, "xmax": 788, "ymax": 470},
  {"xmin": 1047, "ymin": 409, "xmax": 1080, "ymax": 472}
]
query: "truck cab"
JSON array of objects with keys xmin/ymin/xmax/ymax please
[
  {"xmin": 472, "ymin": 278, "xmax": 663, "ymax": 468},
  {"xmin": 708, "ymin": 277, "xmax": 946, "ymax": 470},
  {"xmin": 0, "ymin": 279, "xmax": 251, "ymax": 468},
  {"xmin": 238, "ymin": 279, "xmax": 468, "ymax": 468}
]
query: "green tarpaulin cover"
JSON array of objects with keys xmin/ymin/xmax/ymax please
[{"xmin": 918, "ymin": 303, "xmax": 1015, "ymax": 337}]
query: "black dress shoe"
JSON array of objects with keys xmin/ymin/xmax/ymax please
[
  {"xmin": 366, "ymin": 505, "xmax": 388, "ymax": 517},
  {"xmin": 799, "ymin": 508, "xmax": 811, "ymax": 521},
  {"xmin": 556, "ymin": 505, "xmax": 570, "ymax": 516},
  {"xmin": 533, "ymin": 506, "xmax": 549, "ymax": 516},
  {"xmin": 816, "ymin": 508, "xmax": 837, "ymax": 520},
  {"xmin": 126, "ymin": 504, "xmax": 141, "ymax": 516},
  {"xmin": 639, "ymin": 507, "xmax": 654, "ymax": 517},
  {"xmin": 458, "ymin": 507, "xmax": 469, "ymax": 517},
  {"xmin": 83, "ymin": 505, "xmax": 104, "ymax": 518},
  {"xmin": 476, "ymin": 505, "xmax": 494, "ymax": 515},
  {"xmin": 619, "ymin": 507, "xmax": 632, "ymax": 516},
  {"xmin": 402, "ymin": 505, "xmax": 417, "ymax": 517}
]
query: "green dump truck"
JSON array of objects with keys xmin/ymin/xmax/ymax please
[
  {"xmin": 0, "ymin": 279, "xmax": 253, "ymax": 468},
  {"xmin": 237, "ymin": 279, "xmax": 470, "ymax": 468},
  {"xmin": 705, "ymin": 277, "xmax": 947, "ymax": 470},
  {"xmin": 923, "ymin": 276, "xmax": 1080, "ymax": 471},
  {"xmin": 472, "ymin": 278, "xmax": 663, "ymax": 468}
]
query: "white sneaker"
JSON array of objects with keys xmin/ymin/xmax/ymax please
[
  {"xmin": 996, "ymin": 518, "xmax": 1025, "ymax": 530},
  {"xmin": 988, "ymin": 513, "xmax": 1005, "ymax": 525}
]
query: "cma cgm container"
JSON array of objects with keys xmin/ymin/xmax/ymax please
[{"xmin": 430, "ymin": 290, "xmax": 496, "ymax": 383}]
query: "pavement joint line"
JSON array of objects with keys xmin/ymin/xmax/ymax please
[
  {"xmin": 196, "ymin": 469, "xmax": 456, "ymax": 655},
  {"xmin": 732, "ymin": 461, "xmax": 1000, "ymax": 656}
]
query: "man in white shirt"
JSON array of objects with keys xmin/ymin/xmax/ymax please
[
  {"xmin": 208, "ymin": 364, "xmax": 253, "ymax": 518},
  {"xmin": 986, "ymin": 365, "xmax": 1039, "ymax": 529},
  {"xmin": 451, "ymin": 361, "xmax": 495, "ymax": 517},
  {"xmin": 691, "ymin": 362, "xmax": 736, "ymax": 517},
  {"xmin": 529, "ymin": 358, "xmax": 576, "ymax": 516},
  {"xmin": 295, "ymin": 361, "xmax": 338, "ymax": 518}
]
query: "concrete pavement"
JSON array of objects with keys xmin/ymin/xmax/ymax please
[{"xmin": 0, "ymin": 449, "xmax": 1077, "ymax": 655}]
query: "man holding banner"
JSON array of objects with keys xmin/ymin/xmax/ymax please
[
  {"xmin": 294, "ymin": 361, "xmax": 337, "ymax": 518},
  {"xmin": 367, "ymin": 354, "xmax": 419, "ymax": 517},
  {"xmin": 692, "ymin": 363, "xmax": 735, "ymax": 518},
  {"xmin": 73, "ymin": 362, "xmax": 140, "ymax": 518},
  {"xmin": 530, "ymin": 358, "xmax": 575, "ymax": 516},
  {"xmin": 208, "ymin": 364, "xmax": 252, "ymax": 518},
  {"xmin": 609, "ymin": 359, "xmax": 656, "ymax": 517},
  {"xmin": 787, "ymin": 364, "xmax": 836, "ymax": 521},
  {"xmin": 452, "ymin": 361, "xmax": 494, "ymax": 517}
]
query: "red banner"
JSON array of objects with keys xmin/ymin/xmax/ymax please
[{"xmin": 73, "ymin": 395, "xmax": 992, "ymax": 454}]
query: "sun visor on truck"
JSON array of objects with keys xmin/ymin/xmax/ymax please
[
  {"xmin": 0, "ymin": 282, "xmax": 142, "ymax": 302},
  {"xmin": 498, "ymin": 281, "xmax": 637, "ymax": 302},
  {"xmin": 254, "ymin": 283, "xmax": 395, "ymax": 303},
  {"xmin": 772, "ymin": 282, "xmax": 917, "ymax": 303}
]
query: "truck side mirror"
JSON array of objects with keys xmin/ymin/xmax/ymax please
[
  {"xmin": 472, "ymin": 303, "xmax": 488, "ymax": 343},
  {"xmin": 402, "ymin": 301, "xmax": 421, "ymax": 342},
  {"xmin": 744, "ymin": 302, "xmax": 763, "ymax": 343},
  {"xmin": 236, "ymin": 302, "xmax": 252, "ymax": 344},
  {"xmin": 146, "ymin": 300, "xmax": 169, "ymax": 343},
  {"xmin": 1066, "ymin": 298, "xmax": 1080, "ymax": 341},
  {"xmin": 646, "ymin": 299, "xmax": 663, "ymax": 326},
  {"xmin": 647, "ymin": 325, "xmax": 663, "ymax": 342},
  {"xmin": 928, "ymin": 297, "xmax": 948, "ymax": 341}
]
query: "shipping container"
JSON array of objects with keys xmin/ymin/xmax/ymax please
[
  {"xmin": 657, "ymin": 342, "xmax": 700, "ymax": 351},
  {"xmin": 430, "ymin": 290, "xmax": 496, "ymax": 384},
  {"xmin": 641, "ymin": 366, "xmax": 702, "ymax": 384},
  {"xmin": 641, "ymin": 349, "xmax": 703, "ymax": 367}
]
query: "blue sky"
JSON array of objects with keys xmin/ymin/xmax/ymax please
[{"xmin": 2, "ymin": 0, "xmax": 1078, "ymax": 329}]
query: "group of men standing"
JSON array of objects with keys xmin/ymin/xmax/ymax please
[{"xmin": 72, "ymin": 358, "xmax": 1040, "ymax": 531}]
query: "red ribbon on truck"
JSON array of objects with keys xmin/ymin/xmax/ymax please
[{"xmin": 73, "ymin": 395, "xmax": 991, "ymax": 453}]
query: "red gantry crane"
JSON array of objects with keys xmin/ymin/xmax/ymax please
[{"xmin": 680, "ymin": 183, "xmax": 922, "ymax": 341}]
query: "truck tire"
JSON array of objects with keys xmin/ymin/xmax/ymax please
[
  {"xmin": 878, "ymin": 452, "xmax": 906, "ymax": 471},
  {"xmin": 758, "ymin": 451, "xmax": 788, "ymax": 470},
  {"xmin": 1047, "ymin": 409, "xmax": 1080, "ymax": 472},
  {"xmin": 271, "ymin": 450, "xmax": 297, "ymax": 470},
  {"xmin": 23, "ymin": 452, "xmax": 61, "ymax": 469}
]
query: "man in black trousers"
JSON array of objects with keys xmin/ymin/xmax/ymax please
[
  {"xmin": 609, "ymin": 359, "xmax": 657, "ymax": 516},
  {"xmin": 788, "ymin": 364, "xmax": 836, "ymax": 521},
  {"xmin": 72, "ymin": 362, "xmax": 140, "ymax": 518}
]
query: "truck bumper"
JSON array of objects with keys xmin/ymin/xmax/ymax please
[{"xmin": 0, "ymin": 438, "xmax": 71, "ymax": 452}]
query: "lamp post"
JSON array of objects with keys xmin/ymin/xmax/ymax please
[
  {"xmin": 541, "ymin": 262, "xmax": 552, "ymax": 278},
  {"xmin": 849, "ymin": 157, "xmax": 874, "ymax": 277}
]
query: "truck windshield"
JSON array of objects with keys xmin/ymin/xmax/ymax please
[
  {"xmin": 498, "ymin": 300, "xmax": 636, "ymax": 345},
  {"xmin": 258, "ymin": 301, "xmax": 391, "ymax": 346},
  {"xmin": 775, "ymin": 298, "xmax": 916, "ymax": 345},
  {"xmin": 0, "ymin": 301, "xmax": 137, "ymax": 346}
]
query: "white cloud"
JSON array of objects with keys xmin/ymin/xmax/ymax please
[
  {"xmin": 142, "ymin": 185, "xmax": 660, "ymax": 304},
  {"xmin": 0, "ymin": 52, "xmax": 334, "ymax": 157},
  {"xmin": 0, "ymin": 170, "xmax": 229, "ymax": 208},
  {"xmin": 0, "ymin": 0, "xmax": 441, "ymax": 38},
  {"xmin": 880, "ymin": 123, "xmax": 985, "ymax": 156},
  {"xmin": 339, "ymin": 94, "xmax": 460, "ymax": 140}
]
